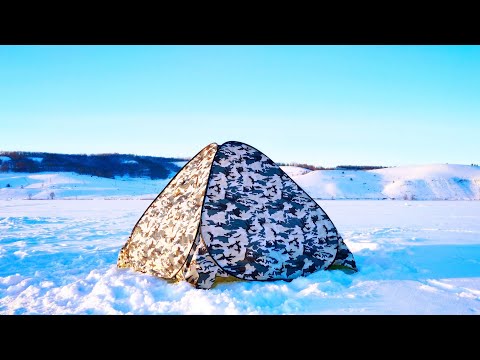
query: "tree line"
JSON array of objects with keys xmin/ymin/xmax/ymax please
[
  {"xmin": 1, "ymin": 151, "xmax": 392, "ymax": 179},
  {"xmin": 0, "ymin": 151, "xmax": 188, "ymax": 179},
  {"xmin": 276, "ymin": 162, "xmax": 387, "ymax": 171}
]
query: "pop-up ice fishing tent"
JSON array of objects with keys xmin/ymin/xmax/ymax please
[{"xmin": 117, "ymin": 141, "xmax": 357, "ymax": 289}]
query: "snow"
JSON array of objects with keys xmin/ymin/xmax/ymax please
[
  {"xmin": 122, "ymin": 160, "xmax": 138, "ymax": 164},
  {"xmin": 1, "ymin": 199, "xmax": 479, "ymax": 314},
  {"xmin": 28, "ymin": 157, "xmax": 43, "ymax": 163},
  {"xmin": 0, "ymin": 156, "xmax": 11, "ymax": 162},
  {"xmin": 1, "ymin": 163, "xmax": 479, "ymax": 314},
  {"xmin": 0, "ymin": 172, "xmax": 172, "ymax": 200},
  {"xmin": 2, "ymin": 164, "xmax": 480, "ymax": 200},
  {"xmin": 280, "ymin": 166, "xmax": 312, "ymax": 177},
  {"xmin": 291, "ymin": 164, "xmax": 480, "ymax": 200}
]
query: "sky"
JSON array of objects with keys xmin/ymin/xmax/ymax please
[{"xmin": 0, "ymin": 45, "xmax": 479, "ymax": 167}]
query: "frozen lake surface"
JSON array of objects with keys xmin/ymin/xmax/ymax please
[{"xmin": 1, "ymin": 200, "xmax": 479, "ymax": 314}]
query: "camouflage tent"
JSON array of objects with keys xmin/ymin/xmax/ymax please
[{"xmin": 117, "ymin": 141, "xmax": 357, "ymax": 289}]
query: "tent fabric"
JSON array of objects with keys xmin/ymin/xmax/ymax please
[
  {"xmin": 117, "ymin": 143, "xmax": 218, "ymax": 278},
  {"xmin": 173, "ymin": 232, "xmax": 231, "ymax": 287},
  {"xmin": 118, "ymin": 141, "xmax": 357, "ymax": 289}
]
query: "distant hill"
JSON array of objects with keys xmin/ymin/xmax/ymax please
[
  {"xmin": 0, "ymin": 151, "xmax": 188, "ymax": 180},
  {"xmin": 1, "ymin": 163, "xmax": 480, "ymax": 200},
  {"xmin": 283, "ymin": 163, "xmax": 480, "ymax": 200},
  {"xmin": 276, "ymin": 162, "xmax": 386, "ymax": 171},
  {"xmin": 0, "ymin": 151, "xmax": 387, "ymax": 181}
]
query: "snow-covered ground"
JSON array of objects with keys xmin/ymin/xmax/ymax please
[
  {"xmin": 1, "ymin": 199, "xmax": 479, "ymax": 314},
  {"xmin": 2, "ymin": 163, "xmax": 479, "ymax": 201}
]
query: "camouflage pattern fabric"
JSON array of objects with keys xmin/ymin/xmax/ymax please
[
  {"xmin": 174, "ymin": 232, "xmax": 229, "ymax": 289},
  {"xmin": 117, "ymin": 140, "xmax": 357, "ymax": 289},
  {"xmin": 117, "ymin": 143, "xmax": 218, "ymax": 278},
  {"xmin": 329, "ymin": 235, "xmax": 357, "ymax": 270},
  {"xmin": 201, "ymin": 141, "xmax": 357, "ymax": 283}
]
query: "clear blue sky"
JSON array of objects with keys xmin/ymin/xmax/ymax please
[{"xmin": 1, "ymin": 45, "xmax": 479, "ymax": 167}]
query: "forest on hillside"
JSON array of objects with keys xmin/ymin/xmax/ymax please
[
  {"xmin": 0, "ymin": 151, "xmax": 187, "ymax": 179},
  {"xmin": 276, "ymin": 162, "xmax": 387, "ymax": 171},
  {"xmin": 0, "ymin": 151, "xmax": 388, "ymax": 180}
]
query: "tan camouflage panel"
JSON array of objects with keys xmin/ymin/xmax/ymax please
[{"xmin": 117, "ymin": 143, "xmax": 218, "ymax": 279}]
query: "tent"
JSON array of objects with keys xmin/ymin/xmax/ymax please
[{"xmin": 117, "ymin": 141, "xmax": 357, "ymax": 289}]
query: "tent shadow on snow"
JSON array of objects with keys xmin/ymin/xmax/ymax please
[{"xmin": 117, "ymin": 141, "xmax": 357, "ymax": 289}]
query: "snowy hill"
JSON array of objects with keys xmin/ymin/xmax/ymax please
[
  {"xmin": 286, "ymin": 164, "xmax": 480, "ymax": 200},
  {"xmin": 0, "ymin": 172, "xmax": 172, "ymax": 200},
  {"xmin": 1, "ymin": 164, "xmax": 479, "ymax": 200}
]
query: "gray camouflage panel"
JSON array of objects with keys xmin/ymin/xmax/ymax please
[
  {"xmin": 201, "ymin": 141, "xmax": 357, "ymax": 282},
  {"xmin": 117, "ymin": 143, "xmax": 218, "ymax": 278}
]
